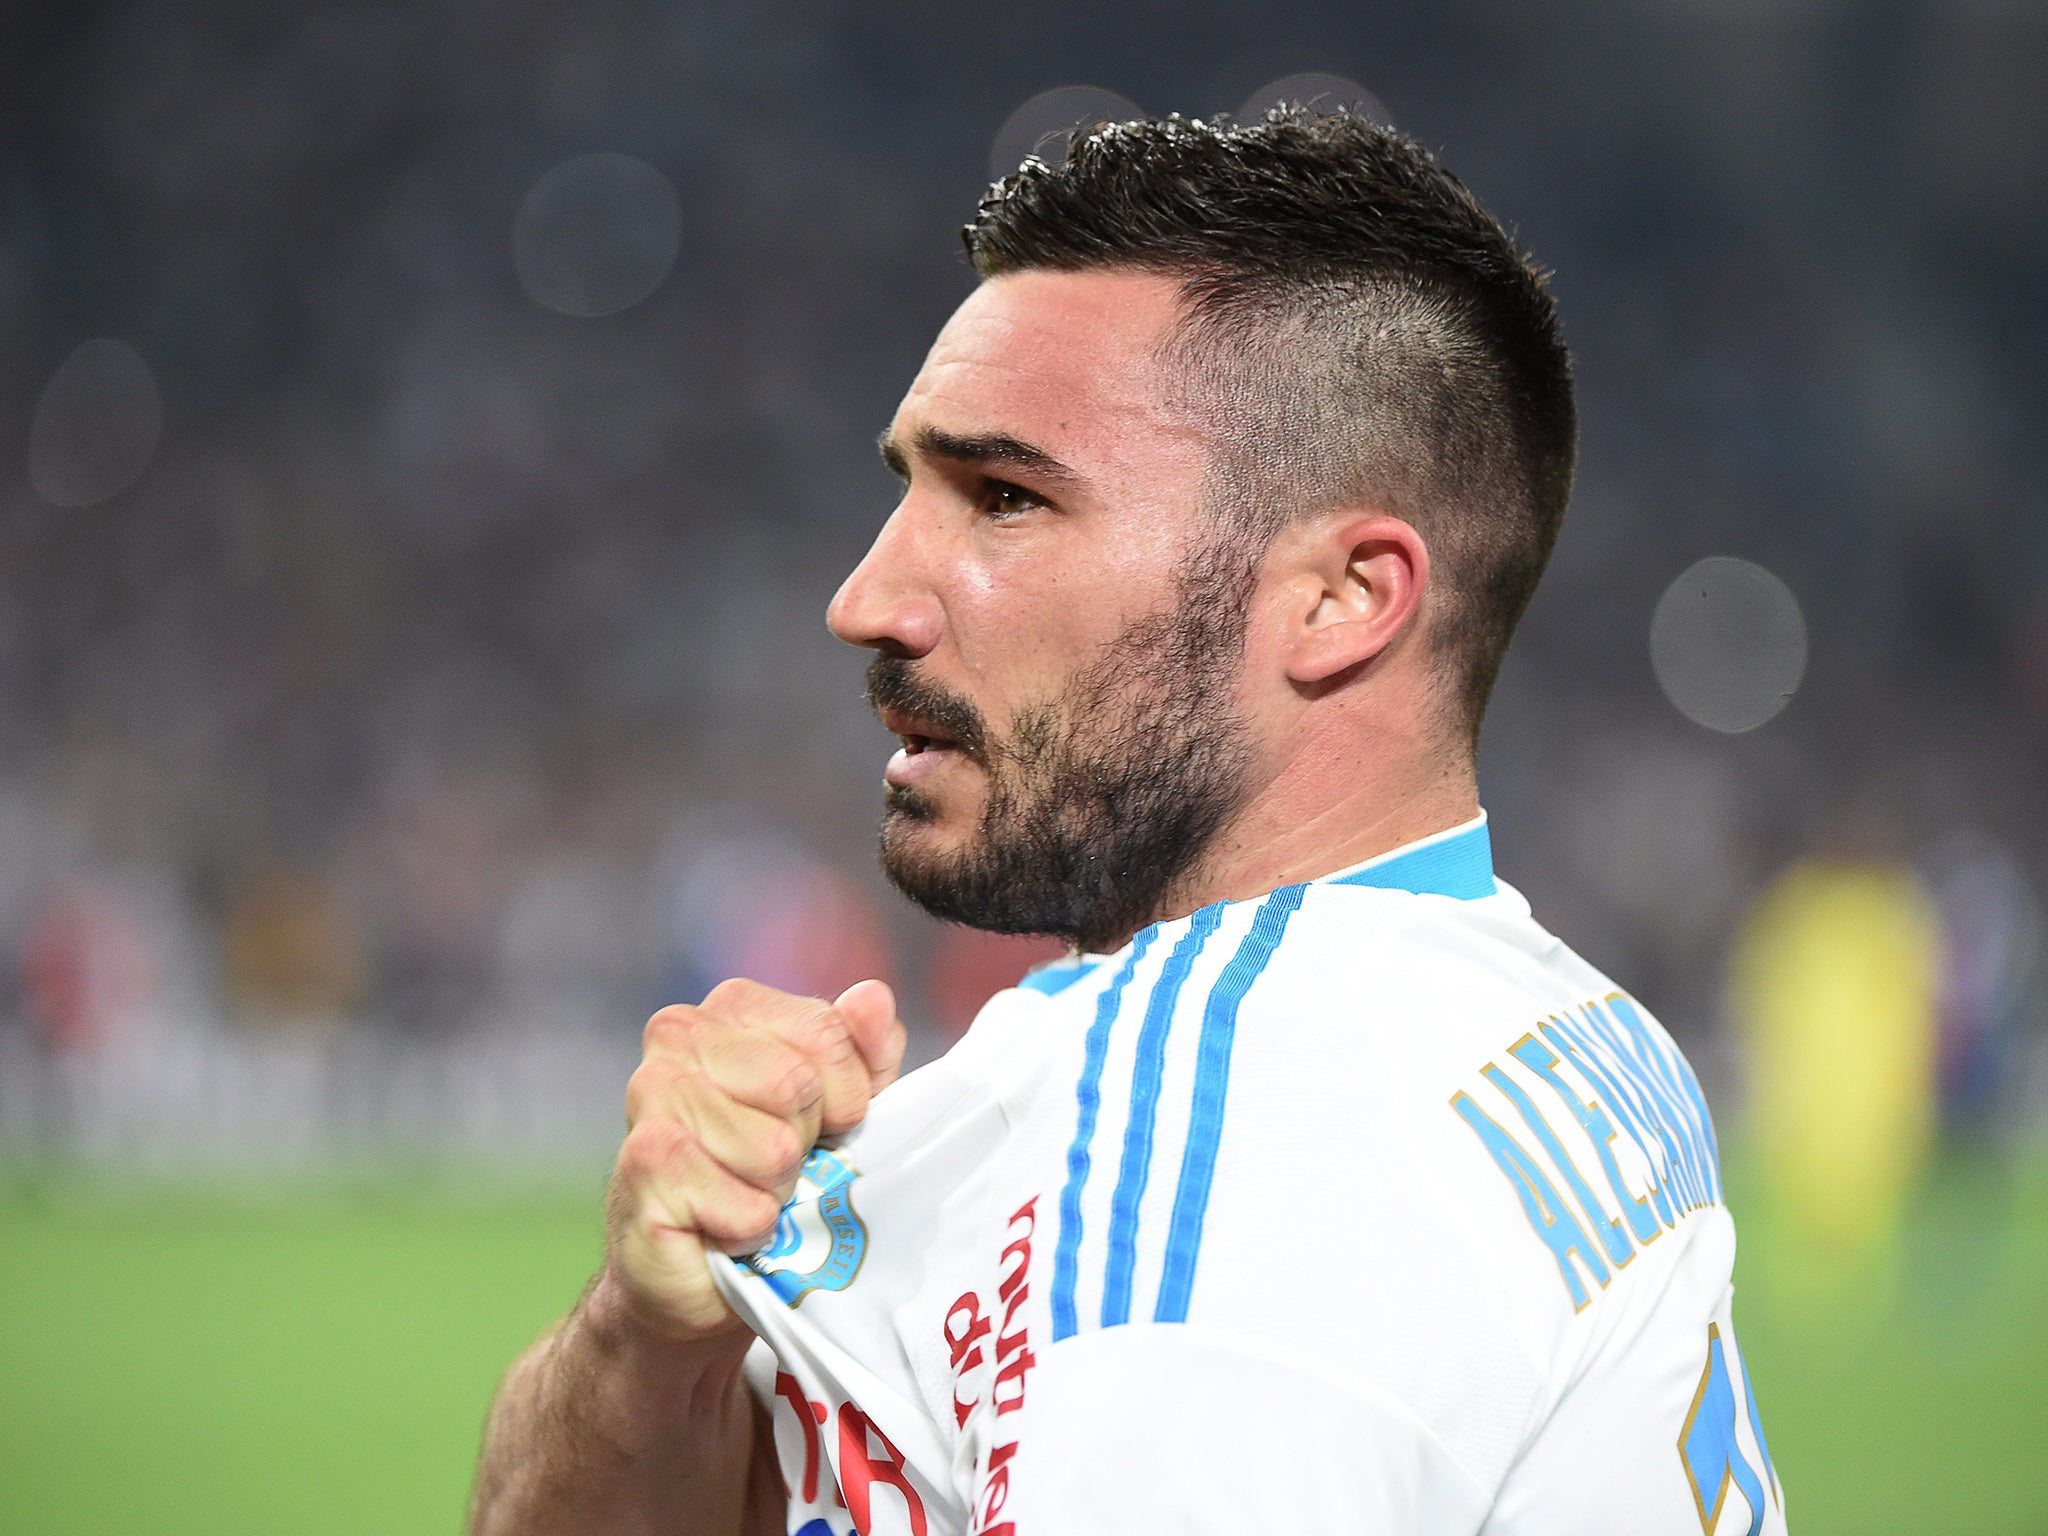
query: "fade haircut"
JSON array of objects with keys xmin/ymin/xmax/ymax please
[{"xmin": 963, "ymin": 108, "xmax": 1576, "ymax": 744}]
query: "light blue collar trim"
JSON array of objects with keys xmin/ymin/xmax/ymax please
[
  {"xmin": 1018, "ymin": 958, "xmax": 1096, "ymax": 996},
  {"xmin": 1016, "ymin": 815, "xmax": 1496, "ymax": 995},
  {"xmin": 1325, "ymin": 814, "xmax": 1496, "ymax": 900}
]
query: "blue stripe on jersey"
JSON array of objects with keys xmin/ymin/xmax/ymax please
[
  {"xmin": 1051, "ymin": 927, "xmax": 1158, "ymax": 1343},
  {"xmin": 1018, "ymin": 960, "xmax": 1094, "ymax": 997},
  {"xmin": 1154, "ymin": 884, "xmax": 1307, "ymax": 1324},
  {"xmin": 1099, "ymin": 904, "xmax": 1227, "ymax": 1329},
  {"xmin": 1330, "ymin": 818, "xmax": 1496, "ymax": 900}
]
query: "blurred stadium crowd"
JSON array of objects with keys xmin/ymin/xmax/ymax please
[{"xmin": 0, "ymin": 1, "xmax": 2043, "ymax": 1204}]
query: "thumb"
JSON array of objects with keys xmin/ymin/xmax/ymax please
[{"xmin": 833, "ymin": 978, "xmax": 907, "ymax": 1093}]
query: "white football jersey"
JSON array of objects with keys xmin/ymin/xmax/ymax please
[{"xmin": 709, "ymin": 816, "xmax": 1786, "ymax": 1536}]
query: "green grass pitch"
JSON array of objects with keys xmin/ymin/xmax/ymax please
[{"xmin": 2, "ymin": 1152, "xmax": 2045, "ymax": 1535}]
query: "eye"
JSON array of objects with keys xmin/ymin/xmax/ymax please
[{"xmin": 981, "ymin": 479, "xmax": 1045, "ymax": 521}]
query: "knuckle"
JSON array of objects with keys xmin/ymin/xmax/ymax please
[
  {"xmin": 642, "ymin": 1004, "xmax": 698, "ymax": 1055},
  {"xmin": 619, "ymin": 1116, "xmax": 694, "ymax": 1177},
  {"xmin": 623, "ymin": 1056, "xmax": 680, "ymax": 1123},
  {"xmin": 702, "ymin": 977, "xmax": 769, "ymax": 1012},
  {"xmin": 727, "ymin": 1184, "xmax": 782, "ymax": 1241},
  {"xmin": 757, "ymin": 1121, "xmax": 806, "ymax": 1183},
  {"xmin": 792, "ymin": 1005, "xmax": 854, "ymax": 1062},
  {"xmin": 766, "ymin": 1051, "xmax": 822, "ymax": 1115}
]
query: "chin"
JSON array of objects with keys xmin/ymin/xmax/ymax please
[
  {"xmin": 884, "ymin": 781, "xmax": 979, "ymax": 835},
  {"xmin": 880, "ymin": 790, "xmax": 988, "ymax": 881},
  {"xmin": 882, "ymin": 798, "xmax": 967, "ymax": 858}
]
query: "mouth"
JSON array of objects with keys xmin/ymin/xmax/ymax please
[
  {"xmin": 880, "ymin": 709, "xmax": 964, "ymax": 757},
  {"xmin": 879, "ymin": 707, "xmax": 975, "ymax": 792}
]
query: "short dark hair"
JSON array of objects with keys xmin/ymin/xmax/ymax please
[{"xmin": 963, "ymin": 108, "xmax": 1575, "ymax": 744}]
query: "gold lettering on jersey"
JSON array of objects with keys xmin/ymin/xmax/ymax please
[{"xmin": 1454, "ymin": 993, "xmax": 1724, "ymax": 1311}]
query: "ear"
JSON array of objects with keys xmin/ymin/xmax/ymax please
[{"xmin": 1281, "ymin": 514, "xmax": 1430, "ymax": 686}]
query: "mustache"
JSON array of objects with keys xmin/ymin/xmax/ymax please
[{"xmin": 865, "ymin": 656, "xmax": 991, "ymax": 761}]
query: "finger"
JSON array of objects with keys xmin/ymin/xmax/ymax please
[
  {"xmin": 610, "ymin": 1184, "xmax": 756, "ymax": 1340},
  {"xmin": 833, "ymin": 979, "xmax": 908, "ymax": 1093},
  {"xmin": 636, "ymin": 1056, "xmax": 811, "ymax": 1195},
  {"xmin": 627, "ymin": 1040, "xmax": 819, "ymax": 1202},
  {"xmin": 700, "ymin": 979, "xmax": 875, "ymax": 1134},
  {"xmin": 690, "ymin": 1022, "xmax": 826, "ymax": 1125},
  {"xmin": 638, "ymin": 1006, "xmax": 824, "ymax": 1124},
  {"xmin": 671, "ymin": 1165, "xmax": 786, "ymax": 1257},
  {"xmin": 671, "ymin": 1073, "xmax": 806, "ymax": 1196},
  {"xmin": 616, "ymin": 1117, "xmax": 785, "ymax": 1257}
]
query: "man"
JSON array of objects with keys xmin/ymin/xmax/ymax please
[{"xmin": 472, "ymin": 109, "xmax": 1784, "ymax": 1535}]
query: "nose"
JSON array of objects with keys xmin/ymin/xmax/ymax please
[{"xmin": 827, "ymin": 502, "xmax": 944, "ymax": 659}]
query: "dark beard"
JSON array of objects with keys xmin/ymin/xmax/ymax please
[{"xmin": 866, "ymin": 536, "xmax": 1258, "ymax": 952}]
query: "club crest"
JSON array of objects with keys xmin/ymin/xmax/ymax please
[{"xmin": 743, "ymin": 1146, "xmax": 868, "ymax": 1305}]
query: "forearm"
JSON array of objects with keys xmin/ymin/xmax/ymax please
[{"xmin": 469, "ymin": 1270, "xmax": 780, "ymax": 1536}]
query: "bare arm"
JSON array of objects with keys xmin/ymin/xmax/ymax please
[
  {"xmin": 469, "ymin": 979, "xmax": 905, "ymax": 1536},
  {"xmin": 469, "ymin": 1270, "xmax": 782, "ymax": 1536}
]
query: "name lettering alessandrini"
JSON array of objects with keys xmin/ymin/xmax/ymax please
[{"xmin": 943, "ymin": 1195, "xmax": 1040, "ymax": 1536}]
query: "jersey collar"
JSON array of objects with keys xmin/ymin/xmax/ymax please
[
  {"xmin": 1321, "ymin": 812, "xmax": 1496, "ymax": 900},
  {"xmin": 1017, "ymin": 813, "xmax": 1497, "ymax": 996}
]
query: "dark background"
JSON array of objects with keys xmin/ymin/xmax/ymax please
[
  {"xmin": 3, "ymin": 1, "xmax": 2043, "ymax": 1073},
  {"xmin": 1, "ymin": 4, "xmax": 2045, "ymax": 1532}
]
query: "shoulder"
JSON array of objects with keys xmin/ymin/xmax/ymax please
[
  {"xmin": 1032, "ymin": 886, "xmax": 1568, "ymax": 1363},
  {"xmin": 1031, "ymin": 879, "xmax": 1737, "ymax": 1487},
  {"xmin": 1243, "ymin": 878, "xmax": 1577, "ymax": 1039},
  {"xmin": 1207, "ymin": 877, "xmax": 1724, "ymax": 1290}
]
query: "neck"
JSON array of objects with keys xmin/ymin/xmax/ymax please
[{"xmin": 1107, "ymin": 736, "xmax": 1481, "ymax": 951}]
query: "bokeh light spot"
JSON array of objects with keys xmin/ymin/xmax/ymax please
[
  {"xmin": 28, "ymin": 339, "xmax": 164, "ymax": 507},
  {"xmin": 988, "ymin": 85, "xmax": 1146, "ymax": 183},
  {"xmin": 511, "ymin": 153, "xmax": 681, "ymax": 318},
  {"xmin": 1650, "ymin": 556, "xmax": 1809, "ymax": 733},
  {"xmin": 1236, "ymin": 72, "xmax": 1391, "ymax": 128}
]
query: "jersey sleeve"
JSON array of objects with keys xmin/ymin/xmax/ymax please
[{"xmin": 993, "ymin": 1323, "xmax": 1490, "ymax": 1535}]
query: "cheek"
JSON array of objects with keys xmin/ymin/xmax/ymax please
[
  {"xmin": 946, "ymin": 552, "xmax": 1119, "ymax": 699},
  {"xmin": 941, "ymin": 499, "xmax": 1195, "ymax": 714}
]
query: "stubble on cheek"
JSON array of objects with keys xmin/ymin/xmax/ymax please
[{"xmin": 870, "ymin": 526, "xmax": 1262, "ymax": 947}]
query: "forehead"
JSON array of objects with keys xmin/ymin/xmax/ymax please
[{"xmin": 892, "ymin": 269, "xmax": 1202, "ymax": 470}]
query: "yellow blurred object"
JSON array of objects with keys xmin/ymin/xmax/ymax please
[
  {"xmin": 1732, "ymin": 859, "xmax": 1940, "ymax": 1298},
  {"xmin": 222, "ymin": 868, "xmax": 366, "ymax": 1025}
]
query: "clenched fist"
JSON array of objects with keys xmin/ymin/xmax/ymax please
[{"xmin": 605, "ymin": 976, "xmax": 907, "ymax": 1343}]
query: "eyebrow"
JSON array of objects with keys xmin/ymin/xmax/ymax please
[{"xmin": 876, "ymin": 425, "xmax": 1081, "ymax": 486}]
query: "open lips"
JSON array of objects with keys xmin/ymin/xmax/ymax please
[
  {"xmin": 879, "ymin": 708, "xmax": 966, "ymax": 758},
  {"xmin": 880, "ymin": 708, "xmax": 976, "ymax": 790}
]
